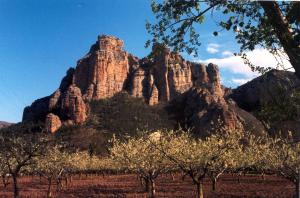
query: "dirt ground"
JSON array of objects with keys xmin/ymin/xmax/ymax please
[{"xmin": 0, "ymin": 173, "xmax": 295, "ymax": 198}]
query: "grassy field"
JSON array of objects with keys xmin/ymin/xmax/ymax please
[{"xmin": 0, "ymin": 173, "xmax": 294, "ymax": 198}]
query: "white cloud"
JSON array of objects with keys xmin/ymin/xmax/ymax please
[
  {"xmin": 208, "ymin": 43, "xmax": 220, "ymax": 48},
  {"xmin": 222, "ymin": 50, "xmax": 233, "ymax": 57},
  {"xmin": 206, "ymin": 43, "xmax": 220, "ymax": 54},
  {"xmin": 199, "ymin": 48, "xmax": 292, "ymax": 79}
]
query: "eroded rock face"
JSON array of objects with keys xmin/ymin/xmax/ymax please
[
  {"xmin": 74, "ymin": 35, "xmax": 129, "ymax": 100},
  {"xmin": 60, "ymin": 85, "xmax": 87, "ymax": 124},
  {"xmin": 130, "ymin": 68, "xmax": 146, "ymax": 98},
  {"xmin": 23, "ymin": 71, "xmax": 87, "ymax": 132},
  {"xmin": 23, "ymin": 34, "xmax": 265, "ymax": 134},
  {"xmin": 151, "ymin": 45, "xmax": 194, "ymax": 102},
  {"xmin": 183, "ymin": 85, "xmax": 238, "ymax": 137},
  {"xmin": 45, "ymin": 113, "xmax": 62, "ymax": 133}
]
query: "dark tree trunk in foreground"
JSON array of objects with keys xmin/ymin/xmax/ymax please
[
  {"xmin": 47, "ymin": 178, "xmax": 52, "ymax": 198},
  {"xmin": 295, "ymin": 175, "xmax": 300, "ymax": 198},
  {"xmin": 145, "ymin": 178, "xmax": 150, "ymax": 192},
  {"xmin": 150, "ymin": 178, "xmax": 156, "ymax": 198},
  {"xmin": 196, "ymin": 181, "xmax": 204, "ymax": 198},
  {"xmin": 12, "ymin": 174, "xmax": 19, "ymax": 198},
  {"xmin": 260, "ymin": 1, "xmax": 300, "ymax": 78},
  {"xmin": 212, "ymin": 177, "xmax": 217, "ymax": 191}
]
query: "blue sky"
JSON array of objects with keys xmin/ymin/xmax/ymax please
[{"xmin": 0, "ymin": 0, "xmax": 286, "ymax": 123}]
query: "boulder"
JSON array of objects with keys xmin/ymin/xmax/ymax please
[
  {"xmin": 60, "ymin": 85, "xmax": 87, "ymax": 124},
  {"xmin": 45, "ymin": 113, "xmax": 62, "ymax": 133}
]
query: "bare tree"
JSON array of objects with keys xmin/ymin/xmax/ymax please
[{"xmin": 0, "ymin": 132, "xmax": 48, "ymax": 198}]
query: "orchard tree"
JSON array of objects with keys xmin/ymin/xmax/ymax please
[
  {"xmin": 110, "ymin": 132, "xmax": 171, "ymax": 198},
  {"xmin": 35, "ymin": 146, "xmax": 71, "ymax": 198},
  {"xmin": 0, "ymin": 132, "xmax": 48, "ymax": 198},
  {"xmin": 147, "ymin": 0, "xmax": 300, "ymax": 77},
  {"xmin": 157, "ymin": 130, "xmax": 239, "ymax": 198},
  {"xmin": 270, "ymin": 136, "xmax": 300, "ymax": 198},
  {"xmin": 229, "ymin": 133, "xmax": 277, "ymax": 182},
  {"xmin": 68, "ymin": 151, "xmax": 101, "ymax": 175},
  {"xmin": 92, "ymin": 157, "xmax": 119, "ymax": 176},
  {"xmin": 204, "ymin": 131, "xmax": 242, "ymax": 191},
  {"xmin": 0, "ymin": 152, "xmax": 9, "ymax": 190}
]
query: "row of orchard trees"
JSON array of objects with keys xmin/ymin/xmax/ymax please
[
  {"xmin": 0, "ymin": 131, "xmax": 116, "ymax": 198},
  {"xmin": 0, "ymin": 129, "xmax": 299, "ymax": 198},
  {"xmin": 110, "ymin": 130, "xmax": 300, "ymax": 198}
]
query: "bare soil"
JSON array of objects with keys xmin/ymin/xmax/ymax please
[{"xmin": 0, "ymin": 173, "xmax": 294, "ymax": 198}]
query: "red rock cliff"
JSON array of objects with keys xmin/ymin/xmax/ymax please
[
  {"xmin": 74, "ymin": 35, "xmax": 129, "ymax": 100},
  {"xmin": 23, "ymin": 35, "xmax": 263, "ymax": 134}
]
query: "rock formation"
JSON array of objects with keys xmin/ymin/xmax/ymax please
[
  {"xmin": 230, "ymin": 70, "xmax": 300, "ymax": 140},
  {"xmin": 45, "ymin": 113, "xmax": 61, "ymax": 133},
  {"xmin": 150, "ymin": 44, "xmax": 194, "ymax": 102},
  {"xmin": 23, "ymin": 35, "xmax": 265, "ymax": 135},
  {"xmin": 230, "ymin": 70, "xmax": 300, "ymax": 111},
  {"xmin": 74, "ymin": 35, "xmax": 129, "ymax": 100}
]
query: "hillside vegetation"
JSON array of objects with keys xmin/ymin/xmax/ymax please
[{"xmin": 55, "ymin": 92, "xmax": 176, "ymax": 154}]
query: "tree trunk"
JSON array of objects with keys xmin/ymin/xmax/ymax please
[
  {"xmin": 260, "ymin": 1, "xmax": 300, "ymax": 78},
  {"xmin": 212, "ymin": 177, "xmax": 217, "ymax": 191},
  {"xmin": 12, "ymin": 174, "xmax": 19, "ymax": 198},
  {"xmin": 261, "ymin": 173, "xmax": 265, "ymax": 181},
  {"xmin": 196, "ymin": 182, "xmax": 204, "ymax": 198},
  {"xmin": 144, "ymin": 178, "xmax": 150, "ymax": 192},
  {"xmin": 150, "ymin": 178, "xmax": 156, "ymax": 198},
  {"xmin": 47, "ymin": 178, "xmax": 52, "ymax": 198},
  {"xmin": 171, "ymin": 173, "xmax": 175, "ymax": 181},
  {"xmin": 65, "ymin": 177, "xmax": 68, "ymax": 188},
  {"xmin": 295, "ymin": 172, "xmax": 300, "ymax": 198},
  {"xmin": 237, "ymin": 172, "xmax": 242, "ymax": 184},
  {"xmin": 139, "ymin": 176, "xmax": 148, "ymax": 192}
]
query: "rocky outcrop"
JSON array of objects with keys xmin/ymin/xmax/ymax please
[
  {"xmin": 230, "ymin": 70, "xmax": 300, "ymax": 139},
  {"xmin": 151, "ymin": 44, "xmax": 194, "ymax": 102},
  {"xmin": 230, "ymin": 70, "xmax": 300, "ymax": 111},
  {"xmin": 177, "ymin": 63, "xmax": 265, "ymax": 137},
  {"xmin": 60, "ymin": 85, "xmax": 87, "ymax": 124},
  {"xmin": 130, "ymin": 68, "xmax": 147, "ymax": 98},
  {"xmin": 23, "ymin": 70, "xmax": 87, "ymax": 132},
  {"xmin": 22, "ymin": 35, "xmax": 266, "ymax": 135},
  {"xmin": 74, "ymin": 35, "xmax": 129, "ymax": 100},
  {"xmin": 23, "ymin": 96, "xmax": 52, "ymax": 122},
  {"xmin": 45, "ymin": 113, "xmax": 62, "ymax": 133}
]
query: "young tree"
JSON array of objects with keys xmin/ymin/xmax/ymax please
[
  {"xmin": 147, "ymin": 0, "xmax": 300, "ymax": 77},
  {"xmin": 270, "ymin": 136, "xmax": 300, "ymax": 198},
  {"xmin": 68, "ymin": 151, "xmax": 100, "ymax": 175},
  {"xmin": 0, "ymin": 152, "xmax": 10, "ymax": 190},
  {"xmin": 0, "ymin": 133, "xmax": 48, "ymax": 198},
  {"xmin": 35, "ymin": 146, "xmax": 71, "ymax": 198},
  {"xmin": 205, "ymin": 132, "xmax": 242, "ymax": 191},
  {"xmin": 156, "ymin": 130, "xmax": 239, "ymax": 198},
  {"xmin": 110, "ymin": 132, "xmax": 171, "ymax": 198},
  {"xmin": 230, "ymin": 133, "xmax": 277, "ymax": 182}
]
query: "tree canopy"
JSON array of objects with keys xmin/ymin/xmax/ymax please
[{"xmin": 146, "ymin": 0, "xmax": 300, "ymax": 77}]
